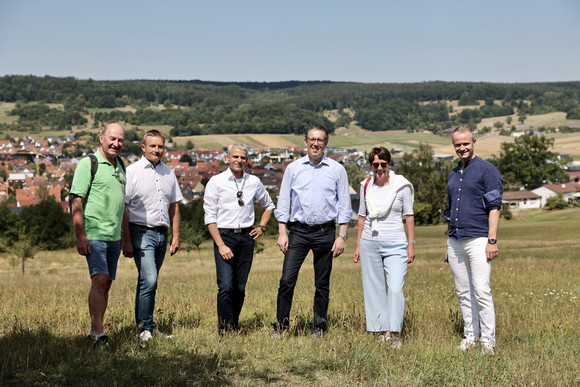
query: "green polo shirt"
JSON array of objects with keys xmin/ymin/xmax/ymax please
[{"xmin": 70, "ymin": 151, "xmax": 126, "ymax": 241}]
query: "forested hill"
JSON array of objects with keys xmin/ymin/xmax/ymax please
[{"xmin": 1, "ymin": 75, "xmax": 579, "ymax": 136}]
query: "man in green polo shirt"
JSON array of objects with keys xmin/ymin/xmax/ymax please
[{"xmin": 70, "ymin": 123, "xmax": 126, "ymax": 348}]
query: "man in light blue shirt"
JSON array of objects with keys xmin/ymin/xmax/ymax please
[{"xmin": 274, "ymin": 125, "xmax": 352, "ymax": 339}]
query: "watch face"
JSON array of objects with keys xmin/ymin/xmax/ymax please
[{"xmin": 488, "ymin": 238, "xmax": 497, "ymax": 245}]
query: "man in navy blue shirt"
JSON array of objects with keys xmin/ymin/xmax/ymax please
[{"xmin": 443, "ymin": 126, "xmax": 503, "ymax": 356}]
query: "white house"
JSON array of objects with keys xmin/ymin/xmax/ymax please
[
  {"xmin": 502, "ymin": 191, "xmax": 542, "ymax": 210},
  {"xmin": 532, "ymin": 183, "xmax": 580, "ymax": 207}
]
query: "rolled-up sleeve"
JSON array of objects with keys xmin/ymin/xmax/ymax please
[
  {"xmin": 483, "ymin": 168, "xmax": 503, "ymax": 211},
  {"xmin": 203, "ymin": 179, "xmax": 219, "ymax": 225},
  {"xmin": 256, "ymin": 181, "xmax": 275, "ymax": 211}
]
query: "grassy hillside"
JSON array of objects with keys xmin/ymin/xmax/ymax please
[{"xmin": 1, "ymin": 207, "xmax": 579, "ymax": 385}]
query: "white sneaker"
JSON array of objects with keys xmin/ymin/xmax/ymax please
[
  {"xmin": 457, "ymin": 338, "xmax": 477, "ymax": 351},
  {"xmin": 480, "ymin": 342, "xmax": 495, "ymax": 356},
  {"xmin": 391, "ymin": 337, "xmax": 402, "ymax": 349},
  {"xmin": 379, "ymin": 335, "xmax": 401, "ymax": 349},
  {"xmin": 379, "ymin": 335, "xmax": 392, "ymax": 343},
  {"xmin": 139, "ymin": 330, "xmax": 153, "ymax": 342}
]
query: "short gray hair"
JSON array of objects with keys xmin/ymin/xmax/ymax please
[
  {"xmin": 101, "ymin": 123, "xmax": 125, "ymax": 136},
  {"xmin": 227, "ymin": 143, "xmax": 249, "ymax": 156},
  {"xmin": 453, "ymin": 126, "xmax": 476, "ymax": 141}
]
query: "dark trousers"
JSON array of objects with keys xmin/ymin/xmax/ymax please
[
  {"xmin": 276, "ymin": 224, "xmax": 335, "ymax": 332},
  {"xmin": 214, "ymin": 230, "xmax": 255, "ymax": 332}
]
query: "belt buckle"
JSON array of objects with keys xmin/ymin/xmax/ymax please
[
  {"xmin": 234, "ymin": 228, "xmax": 242, "ymax": 234},
  {"xmin": 306, "ymin": 223, "xmax": 316, "ymax": 232}
]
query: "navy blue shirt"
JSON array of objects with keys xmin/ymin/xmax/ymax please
[{"xmin": 443, "ymin": 156, "xmax": 503, "ymax": 240}]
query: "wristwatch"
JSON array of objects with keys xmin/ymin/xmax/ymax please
[
  {"xmin": 488, "ymin": 238, "xmax": 497, "ymax": 245},
  {"xmin": 338, "ymin": 234, "xmax": 348, "ymax": 241},
  {"xmin": 259, "ymin": 225, "xmax": 267, "ymax": 232}
]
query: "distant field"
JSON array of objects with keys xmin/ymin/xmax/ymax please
[
  {"xmin": 2, "ymin": 101, "xmax": 580, "ymax": 157},
  {"xmin": 0, "ymin": 102, "xmax": 18, "ymax": 124}
]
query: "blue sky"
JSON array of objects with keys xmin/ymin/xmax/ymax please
[{"xmin": 1, "ymin": 0, "xmax": 579, "ymax": 83}]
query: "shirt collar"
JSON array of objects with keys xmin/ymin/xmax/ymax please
[
  {"xmin": 227, "ymin": 167, "xmax": 245, "ymax": 180},
  {"xmin": 140, "ymin": 155, "xmax": 163, "ymax": 169},
  {"xmin": 458, "ymin": 155, "xmax": 478, "ymax": 169},
  {"xmin": 300, "ymin": 154, "xmax": 329, "ymax": 167}
]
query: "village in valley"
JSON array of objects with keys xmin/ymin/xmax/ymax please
[{"xmin": 1, "ymin": 132, "xmax": 579, "ymax": 215}]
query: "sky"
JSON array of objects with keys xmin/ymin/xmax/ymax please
[{"xmin": 1, "ymin": 0, "xmax": 579, "ymax": 83}]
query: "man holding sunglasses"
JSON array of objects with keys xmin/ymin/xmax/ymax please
[
  {"xmin": 274, "ymin": 125, "xmax": 352, "ymax": 339},
  {"xmin": 204, "ymin": 143, "xmax": 274, "ymax": 334}
]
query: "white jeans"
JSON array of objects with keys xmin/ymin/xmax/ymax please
[{"xmin": 447, "ymin": 237, "xmax": 495, "ymax": 345}]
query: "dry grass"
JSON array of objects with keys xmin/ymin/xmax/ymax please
[{"xmin": 1, "ymin": 208, "xmax": 579, "ymax": 385}]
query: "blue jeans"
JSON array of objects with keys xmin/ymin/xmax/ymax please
[
  {"xmin": 86, "ymin": 240, "xmax": 121, "ymax": 280},
  {"xmin": 359, "ymin": 240, "xmax": 408, "ymax": 333},
  {"xmin": 276, "ymin": 224, "xmax": 335, "ymax": 332},
  {"xmin": 214, "ymin": 230, "xmax": 255, "ymax": 332},
  {"xmin": 130, "ymin": 224, "xmax": 168, "ymax": 332}
]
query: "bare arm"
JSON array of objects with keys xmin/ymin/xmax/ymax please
[
  {"xmin": 405, "ymin": 215, "xmax": 415, "ymax": 263},
  {"xmin": 277, "ymin": 222, "xmax": 288, "ymax": 254},
  {"xmin": 331, "ymin": 223, "xmax": 348, "ymax": 258},
  {"xmin": 486, "ymin": 209, "xmax": 500, "ymax": 261},
  {"xmin": 71, "ymin": 195, "xmax": 90, "ymax": 256},
  {"xmin": 352, "ymin": 215, "xmax": 365, "ymax": 263},
  {"xmin": 121, "ymin": 206, "xmax": 133, "ymax": 257},
  {"xmin": 249, "ymin": 209, "xmax": 273, "ymax": 240},
  {"xmin": 169, "ymin": 202, "xmax": 180, "ymax": 256},
  {"xmin": 207, "ymin": 223, "xmax": 233, "ymax": 260}
]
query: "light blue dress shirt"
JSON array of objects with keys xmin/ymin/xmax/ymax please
[{"xmin": 274, "ymin": 154, "xmax": 352, "ymax": 225}]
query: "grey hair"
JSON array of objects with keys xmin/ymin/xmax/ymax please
[
  {"xmin": 101, "ymin": 123, "xmax": 125, "ymax": 136},
  {"xmin": 453, "ymin": 126, "xmax": 476, "ymax": 141},
  {"xmin": 227, "ymin": 143, "xmax": 249, "ymax": 155}
]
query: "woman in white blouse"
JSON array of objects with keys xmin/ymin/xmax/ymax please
[{"xmin": 353, "ymin": 147, "xmax": 415, "ymax": 348}]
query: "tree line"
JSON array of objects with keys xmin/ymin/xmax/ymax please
[{"xmin": 2, "ymin": 76, "xmax": 579, "ymax": 134}]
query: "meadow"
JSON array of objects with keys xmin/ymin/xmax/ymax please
[{"xmin": 1, "ymin": 208, "xmax": 579, "ymax": 386}]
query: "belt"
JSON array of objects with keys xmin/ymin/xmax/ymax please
[
  {"xmin": 288, "ymin": 220, "xmax": 335, "ymax": 232},
  {"xmin": 129, "ymin": 222, "xmax": 168, "ymax": 233},
  {"xmin": 218, "ymin": 227, "xmax": 253, "ymax": 234}
]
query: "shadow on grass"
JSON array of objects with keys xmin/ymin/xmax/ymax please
[{"xmin": 0, "ymin": 325, "xmax": 276, "ymax": 386}]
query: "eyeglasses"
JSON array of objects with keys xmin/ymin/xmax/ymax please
[
  {"xmin": 372, "ymin": 162, "xmax": 388, "ymax": 168},
  {"xmin": 306, "ymin": 138, "xmax": 326, "ymax": 144},
  {"xmin": 237, "ymin": 191, "xmax": 244, "ymax": 206}
]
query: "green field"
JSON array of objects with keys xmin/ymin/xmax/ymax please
[{"xmin": 1, "ymin": 208, "xmax": 579, "ymax": 385}]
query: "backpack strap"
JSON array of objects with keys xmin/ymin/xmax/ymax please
[
  {"xmin": 116, "ymin": 155, "xmax": 126, "ymax": 174},
  {"xmin": 89, "ymin": 154, "xmax": 98, "ymax": 181},
  {"xmin": 363, "ymin": 177, "xmax": 371, "ymax": 215},
  {"xmin": 69, "ymin": 154, "xmax": 124, "ymax": 211}
]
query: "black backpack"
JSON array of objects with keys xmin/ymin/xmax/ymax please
[{"xmin": 70, "ymin": 154, "xmax": 126, "ymax": 205}]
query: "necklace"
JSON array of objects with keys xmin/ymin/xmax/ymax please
[{"xmin": 234, "ymin": 175, "xmax": 246, "ymax": 206}]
